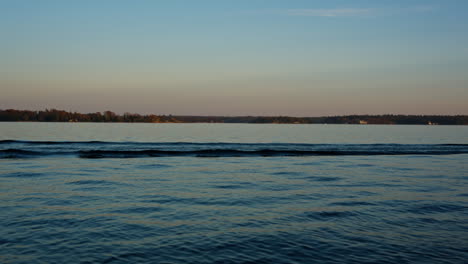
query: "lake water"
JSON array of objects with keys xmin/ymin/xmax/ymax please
[{"xmin": 1, "ymin": 123, "xmax": 467, "ymax": 263}]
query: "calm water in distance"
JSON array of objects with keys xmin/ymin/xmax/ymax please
[
  {"xmin": 1, "ymin": 122, "xmax": 467, "ymax": 143},
  {"xmin": 1, "ymin": 122, "xmax": 467, "ymax": 264}
]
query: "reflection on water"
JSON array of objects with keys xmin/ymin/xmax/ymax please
[{"xmin": 1, "ymin": 122, "xmax": 467, "ymax": 143}]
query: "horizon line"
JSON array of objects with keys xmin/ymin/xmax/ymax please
[{"xmin": 1, "ymin": 108, "xmax": 467, "ymax": 118}]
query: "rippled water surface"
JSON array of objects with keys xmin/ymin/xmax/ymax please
[{"xmin": 1, "ymin": 123, "xmax": 467, "ymax": 263}]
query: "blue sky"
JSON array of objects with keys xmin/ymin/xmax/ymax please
[{"xmin": 1, "ymin": 0, "xmax": 467, "ymax": 115}]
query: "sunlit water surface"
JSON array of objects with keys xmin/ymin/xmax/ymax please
[{"xmin": 1, "ymin": 123, "xmax": 467, "ymax": 263}]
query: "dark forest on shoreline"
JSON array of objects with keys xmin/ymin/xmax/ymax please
[{"xmin": 1, "ymin": 109, "xmax": 467, "ymax": 125}]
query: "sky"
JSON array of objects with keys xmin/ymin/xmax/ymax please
[{"xmin": 1, "ymin": 0, "xmax": 468, "ymax": 116}]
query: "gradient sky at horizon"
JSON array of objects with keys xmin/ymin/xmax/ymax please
[{"xmin": 1, "ymin": 0, "xmax": 468, "ymax": 116}]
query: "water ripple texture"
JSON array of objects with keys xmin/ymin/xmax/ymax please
[{"xmin": 1, "ymin": 124, "xmax": 468, "ymax": 263}]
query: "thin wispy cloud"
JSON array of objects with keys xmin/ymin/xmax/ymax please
[
  {"xmin": 270, "ymin": 5, "xmax": 435, "ymax": 18},
  {"xmin": 286, "ymin": 8, "xmax": 374, "ymax": 17}
]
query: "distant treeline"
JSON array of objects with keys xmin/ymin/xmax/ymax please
[{"xmin": 1, "ymin": 109, "xmax": 467, "ymax": 125}]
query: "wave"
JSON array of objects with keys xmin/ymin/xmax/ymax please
[
  {"xmin": 1, "ymin": 141, "xmax": 468, "ymax": 158},
  {"xmin": 77, "ymin": 149, "xmax": 360, "ymax": 158},
  {"xmin": 0, "ymin": 149, "xmax": 43, "ymax": 158},
  {"xmin": 77, "ymin": 149, "xmax": 468, "ymax": 158}
]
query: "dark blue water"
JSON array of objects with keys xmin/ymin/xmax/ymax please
[{"xmin": 1, "ymin": 123, "xmax": 468, "ymax": 263}]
